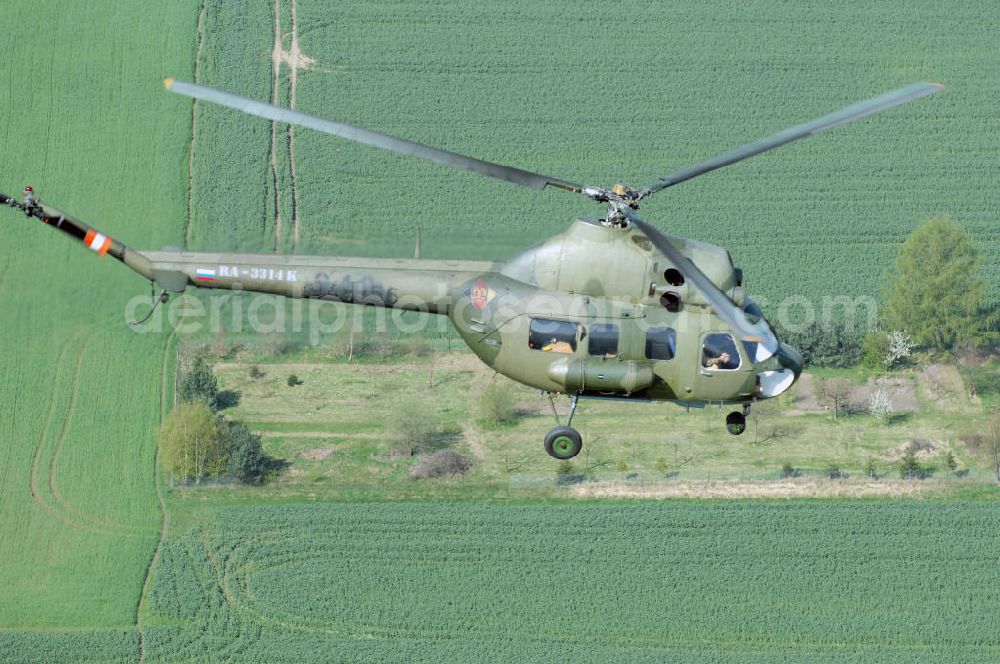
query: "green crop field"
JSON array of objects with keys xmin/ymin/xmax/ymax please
[
  {"xmin": 140, "ymin": 501, "xmax": 1000, "ymax": 662},
  {"xmin": 0, "ymin": 0, "xmax": 195, "ymax": 658},
  {"xmin": 188, "ymin": 0, "xmax": 1000, "ymax": 311},
  {"xmin": 2, "ymin": 0, "xmax": 1000, "ymax": 662}
]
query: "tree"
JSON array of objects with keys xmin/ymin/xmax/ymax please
[
  {"xmin": 220, "ymin": 419, "xmax": 270, "ymax": 484},
  {"xmin": 883, "ymin": 216, "xmax": 986, "ymax": 350},
  {"xmin": 989, "ymin": 413, "xmax": 1000, "ymax": 484},
  {"xmin": 180, "ymin": 357, "xmax": 219, "ymax": 410},
  {"xmin": 159, "ymin": 402, "xmax": 226, "ymax": 483},
  {"xmin": 869, "ymin": 388, "xmax": 894, "ymax": 425},
  {"xmin": 817, "ymin": 377, "xmax": 853, "ymax": 419}
]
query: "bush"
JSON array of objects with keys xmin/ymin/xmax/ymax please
[
  {"xmin": 179, "ymin": 357, "xmax": 219, "ymax": 410},
  {"xmin": 774, "ymin": 321, "xmax": 864, "ymax": 368},
  {"xmin": 899, "ymin": 449, "xmax": 925, "ymax": 480},
  {"xmin": 864, "ymin": 458, "xmax": 879, "ymax": 479},
  {"xmin": 409, "ymin": 450, "xmax": 472, "ymax": 479},
  {"xmin": 861, "ymin": 331, "xmax": 891, "ymax": 370},
  {"xmin": 478, "ymin": 380, "xmax": 518, "ymax": 425},
  {"xmin": 389, "ymin": 400, "xmax": 445, "ymax": 456},
  {"xmin": 249, "ymin": 365, "xmax": 265, "ymax": 381},
  {"xmin": 780, "ymin": 463, "xmax": 798, "ymax": 478},
  {"xmin": 286, "ymin": 374, "xmax": 302, "ymax": 387}
]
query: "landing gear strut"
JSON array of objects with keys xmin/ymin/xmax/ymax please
[
  {"xmin": 544, "ymin": 393, "xmax": 583, "ymax": 459},
  {"xmin": 726, "ymin": 403, "xmax": 751, "ymax": 436}
]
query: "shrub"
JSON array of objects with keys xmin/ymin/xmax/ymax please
[
  {"xmin": 899, "ymin": 449, "xmax": 924, "ymax": 480},
  {"xmin": 780, "ymin": 463, "xmax": 798, "ymax": 478},
  {"xmin": 869, "ymin": 388, "xmax": 893, "ymax": 425},
  {"xmin": 774, "ymin": 321, "xmax": 864, "ymax": 368},
  {"xmin": 478, "ymin": 380, "xmax": 518, "ymax": 425},
  {"xmin": 249, "ymin": 365, "xmax": 265, "ymax": 381},
  {"xmin": 409, "ymin": 450, "xmax": 472, "ymax": 479},
  {"xmin": 864, "ymin": 458, "xmax": 879, "ymax": 479},
  {"xmin": 286, "ymin": 374, "xmax": 302, "ymax": 387},
  {"xmin": 389, "ymin": 400, "xmax": 445, "ymax": 456},
  {"xmin": 555, "ymin": 461, "xmax": 575, "ymax": 475}
]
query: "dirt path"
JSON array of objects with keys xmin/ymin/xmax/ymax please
[
  {"xmin": 571, "ymin": 478, "xmax": 928, "ymax": 499},
  {"xmin": 136, "ymin": 331, "xmax": 178, "ymax": 663},
  {"xmin": 183, "ymin": 0, "xmax": 207, "ymax": 249}
]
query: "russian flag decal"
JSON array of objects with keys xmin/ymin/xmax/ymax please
[
  {"xmin": 83, "ymin": 230, "xmax": 112, "ymax": 256},
  {"xmin": 196, "ymin": 268, "xmax": 216, "ymax": 281}
]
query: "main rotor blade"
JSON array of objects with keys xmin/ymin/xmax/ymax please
[
  {"xmin": 638, "ymin": 82, "xmax": 943, "ymax": 199},
  {"xmin": 164, "ymin": 78, "xmax": 584, "ymax": 193},
  {"xmin": 620, "ymin": 207, "xmax": 778, "ymax": 347}
]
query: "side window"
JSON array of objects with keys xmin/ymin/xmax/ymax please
[
  {"xmin": 528, "ymin": 318, "xmax": 578, "ymax": 353},
  {"xmin": 645, "ymin": 327, "xmax": 676, "ymax": 360},
  {"xmin": 702, "ymin": 332, "xmax": 741, "ymax": 370},
  {"xmin": 588, "ymin": 323, "xmax": 619, "ymax": 357}
]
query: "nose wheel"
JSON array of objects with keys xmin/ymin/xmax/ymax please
[
  {"xmin": 544, "ymin": 393, "xmax": 583, "ymax": 459},
  {"xmin": 725, "ymin": 403, "xmax": 751, "ymax": 436}
]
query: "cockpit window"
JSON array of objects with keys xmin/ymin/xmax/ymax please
[
  {"xmin": 529, "ymin": 318, "xmax": 578, "ymax": 353},
  {"xmin": 702, "ymin": 333, "xmax": 741, "ymax": 370},
  {"xmin": 645, "ymin": 327, "xmax": 676, "ymax": 360},
  {"xmin": 588, "ymin": 323, "xmax": 619, "ymax": 357}
]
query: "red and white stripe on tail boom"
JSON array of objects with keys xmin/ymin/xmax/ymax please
[{"xmin": 84, "ymin": 230, "xmax": 112, "ymax": 256}]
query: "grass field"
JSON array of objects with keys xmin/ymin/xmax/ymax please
[
  {"xmin": 181, "ymin": 346, "xmax": 995, "ymax": 503},
  {"xmin": 2, "ymin": 1, "xmax": 1000, "ymax": 662}
]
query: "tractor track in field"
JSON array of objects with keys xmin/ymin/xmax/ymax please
[
  {"xmin": 136, "ymin": 330, "xmax": 177, "ymax": 664},
  {"xmin": 183, "ymin": 0, "xmax": 207, "ymax": 249},
  {"xmin": 268, "ymin": 0, "xmax": 284, "ymax": 253},
  {"xmin": 270, "ymin": 0, "xmax": 311, "ymax": 253},
  {"xmin": 32, "ymin": 326, "xmax": 147, "ymax": 536},
  {"xmin": 0, "ymin": 259, "xmax": 11, "ymax": 299},
  {"xmin": 28, "ymin": 327, "xmax": 90, "ymax": 528},
  {"xmin": 288, "ymin": 0, "xmax": 302, "ymax": 252}
]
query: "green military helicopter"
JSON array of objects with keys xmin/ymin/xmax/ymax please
[{"xmin": 3, "ymin": 78, "xmax": 941, "ymax": 459}]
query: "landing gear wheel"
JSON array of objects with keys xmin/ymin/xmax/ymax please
[
  {"xmin": 544, "ymin": 426, "xmax": 583, "ymax": 460},
  {"xmin": 726, "ymin": 411, "xmax": 747, "ymax": 436}
]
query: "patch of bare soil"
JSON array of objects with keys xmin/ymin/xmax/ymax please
[
  {"xmin": 570, "ymin": 478, "xmax": 927, "ymax": 499},
  {"xmin": 845, "ymin": 377, "xmax": 917, "ymax": 413},
  {"xmin": 297, "ymin": 447, "xmax": 335, "ymax": 461},
  {"xmin": 784, "ymin": 373, "xmax": 823, "ymax": 415}
]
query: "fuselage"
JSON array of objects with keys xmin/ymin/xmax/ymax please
[{"xmin": 28, "ymin": 200, "xmax": 801, "ymax": 405}]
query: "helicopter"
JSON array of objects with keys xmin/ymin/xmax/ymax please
[{"xmin": 2, "ymin": 78, "xmax": 942, "ymax": 459}]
